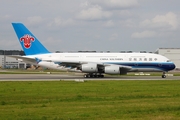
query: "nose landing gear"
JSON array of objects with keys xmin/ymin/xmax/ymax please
[{"xmin": 162, "ymin": 72, "xmax": 166, "ymax": 78}]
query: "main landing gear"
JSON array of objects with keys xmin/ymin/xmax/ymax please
[
  {"xmin": 84, "ymin": 73, "xmax": 104, "ymax": 78},
  {"xmin": 162, "ymin": 72, "xmax": 166, "ymax": 78}
]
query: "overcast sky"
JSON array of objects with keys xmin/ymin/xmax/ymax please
[{"xmin": 0, "ymin": 0, "xmax": 180, "ymax": 52}]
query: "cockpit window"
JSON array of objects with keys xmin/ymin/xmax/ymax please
[{"xmin": 167, "ymin": 60, "xmax": 171, "ymax": 62}]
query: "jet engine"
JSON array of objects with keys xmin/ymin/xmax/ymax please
[
  {"xmin": 81, "ymin": 63, "xmax": 98, "ymax": 73},
  {"xmin": 104, "ymin": 65, "xmax": 120, "ymax": 74}
]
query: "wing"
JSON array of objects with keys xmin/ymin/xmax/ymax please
[
  {"xmin": 7, "ymin": 55, "xmax": 37, "ymax": 64},
  {"xmin": 41, "ymin": 59, "xmax": 132, "ymax": 74}
]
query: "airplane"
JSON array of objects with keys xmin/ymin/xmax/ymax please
[{"xmin": 10, "ymin": 23, "xmax": 176, "ymax": 78}]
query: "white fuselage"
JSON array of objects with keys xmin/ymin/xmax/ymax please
[{"xmin": 23, "ymin": 52, "xmax": 175, "ymax": 72}]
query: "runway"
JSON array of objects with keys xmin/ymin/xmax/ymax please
[{"xmin": 0, "ymin": 74, "xmax": 180, "ymax": 81}]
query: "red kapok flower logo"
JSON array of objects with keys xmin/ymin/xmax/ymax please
[{"xmin": 20, "ymin": 34, "xmax": 35, "ymax": 49}]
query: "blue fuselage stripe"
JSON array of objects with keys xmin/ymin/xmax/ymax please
[{"xmin": 104, "ymin": 62, "xmax": 175, "ymax": 71}]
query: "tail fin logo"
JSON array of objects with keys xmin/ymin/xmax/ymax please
[{"xmin": 20, "ymin": 34, "xmax": 35, "ymax": 49}]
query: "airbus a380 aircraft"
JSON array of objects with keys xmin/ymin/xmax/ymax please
[{"xmin": 10, "ymin": 23, "xmax": 175, "ymax": 78}]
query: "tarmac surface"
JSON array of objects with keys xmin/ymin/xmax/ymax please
[{"xmin": 0, "ymin": 74, "xmax": 180, "ymax": 81}]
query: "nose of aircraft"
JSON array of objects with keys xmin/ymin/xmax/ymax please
[{"xmin": 171, "ymin": 62, "xmax": 176, "ymax": 70}]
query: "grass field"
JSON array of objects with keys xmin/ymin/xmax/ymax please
[{"xmin": 0, "ymin": 80, "xmax": 180, "ymax": 120}]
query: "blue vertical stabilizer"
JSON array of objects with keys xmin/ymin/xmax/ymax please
[{"xmin": 12, "ymin": 23, "xmax": 50, "ymax": 55}]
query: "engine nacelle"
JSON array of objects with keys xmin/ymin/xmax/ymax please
[
  {"xmin": 104, "ymin": 65, "xmax": 120, "ymax": 74},
  {"xmin": 81, "ymin": 63, "xmax": 98, "ymax": 73}
]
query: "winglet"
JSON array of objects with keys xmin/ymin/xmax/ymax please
[{"xmin": 12, "ymin": 23, "xmax": 50, "ymax": 55}]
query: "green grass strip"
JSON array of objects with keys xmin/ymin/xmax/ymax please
[{"xmin": 0, "ymin": 80, "xmax": 180, "ymax": 119}]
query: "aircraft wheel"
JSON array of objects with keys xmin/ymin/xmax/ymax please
[
  {"xmin": 84, "ymin": 74, "xmax": 90, "ymax": 78},
  {"xmin": 162, "ymin": 74, "xmax": 166, "ymax": 78},
  {"xmin": 84, "ymin": 74, "xmax": 87, "ymax": 78}
]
